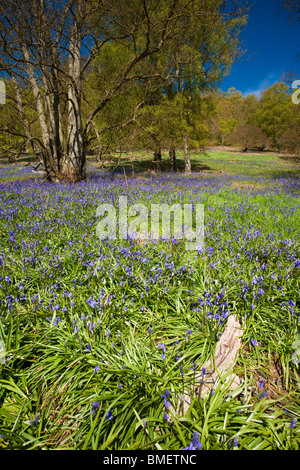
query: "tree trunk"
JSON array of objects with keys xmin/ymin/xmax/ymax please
[
  {"xmin": 153, "ymin": 146, "xmax": 162, "ymax": 171},
  {"xmin": 60, "ymin": 9, "xmax": 85, "ymax": 183},
  {"xmin": 60, "ymin": 88, "xmax": 85, "ymax": 182},
  {"xmin": 183, "ymin": 134, "xmax": 191, "ymax": 174},
  {"xmin": 169, "ymin": 144, "xmax": 177, "ymax": 172}
]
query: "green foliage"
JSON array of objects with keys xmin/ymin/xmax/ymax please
[{"xmin": 254, "ymin": 83, "xmax": 295, "ymax": 147}]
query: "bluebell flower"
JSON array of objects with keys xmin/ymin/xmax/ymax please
[
  {"xmin": 175, "ymin": 352, "xmax": 181, "ymax": 361},
  {"xmin": 291, "ymin": 418, "xmax": 297, "ymax": 430},
  {"xmin": 93, "ymin": 365, "xmax": 100, "ymax": 373},
  {"xmin": 251, "ymin": 339, "xmax": 258, "ymax": 347},
  {"xmin": 106, "ymin": 410, "xmax": 113, "ymax": 421},
  {"xmin": 185, "ymin": 329, "xmax": 192, "ymax": 341},
  {"xmin": 164, "ymin": 398, "xmax": 170, "ymax": 410},
  {"xmin": 228, "ymin": 436, "xmax": 239, "ymax": 448},
  {"xmin": 161, "ymin": 389, "xmax": 170, "ymax": 398},
  {"xmin": 182, "ymin": 432, "xmax": 202, "ymax": 450},
  {"xmin": 258, "ymin": 391, "xmax": 269, "ymax": 401},
  {"xmin": 91, "ymin": 401, "xmax": 100, "ymax": 414},
  {"xmin": 86, "ymin": 296, "xmax": 97, "ymax": 309},
  {"xmin": 74, "ymin": 322, "xmax": 79, "ymax": 333}
]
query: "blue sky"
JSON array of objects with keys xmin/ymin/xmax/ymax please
[{"xmin": 220, "ymin": 0, "xmax": 300, "ymax": 97}]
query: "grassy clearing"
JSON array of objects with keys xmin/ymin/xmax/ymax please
[{"xmin": 0, "ymin": 150, "xmax": 299, "ymax": 450}]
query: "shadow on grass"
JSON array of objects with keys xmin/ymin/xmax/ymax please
[
  {"xmin": 270, "ymin": 169, "xmax": 300, "ymax": 179},
  {"xmin": 100, "ymin": 154, "xmax": 215, "ymax": 176}
]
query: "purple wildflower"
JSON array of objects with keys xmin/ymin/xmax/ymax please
[
  {"xmin": 182, "ymin": 432, "xmax": 202, "ymax": 450},
  {"xmin": 291, "ymin": 418, "xmax": 297, "ymax": 430},
  {"xmin": 228, "ymin": 436, "xmax": 239, "ymax": 448},
  {"xmin": 258, "ymin": 391, "xmax": 269, "ymax": 401},
  {"xmin": 91, "ymin": 401, "xmax": 100, "ymax": 414}
]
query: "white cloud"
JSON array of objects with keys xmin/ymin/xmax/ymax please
[{"xmin": 242, "ymin": 74, "xmax": 280, "ymax": 98}]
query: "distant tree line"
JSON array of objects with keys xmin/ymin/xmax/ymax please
[{"xmin": 207, "ymin": 82, "xmax": 300, "ymax": 154}]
